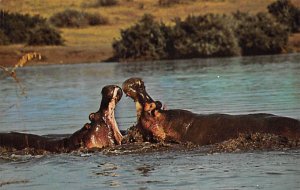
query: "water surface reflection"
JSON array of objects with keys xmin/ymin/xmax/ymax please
[{"xmin": 0, "ymin": 54, "xmax": 300, "ymax": 189}]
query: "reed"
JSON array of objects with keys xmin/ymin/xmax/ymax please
[{"xmin": 0, "ymin": 52, "xmax": 42, "ymax": 95}]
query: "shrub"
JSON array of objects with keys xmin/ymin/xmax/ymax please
[
  {"xmin": 50, "ymin": 9, "xmax": 87, "ymax": 28},
  {"xmin": 85, "ymin": 13, "xmax": 109, "ymax": 26},
  {"xmin": 158, "ymin": 0, "xmax": 181, "ymax": 7},
  {"xmin": 113, "ymin": 14, "xmax": 169, "ymax": 60},
  {"xmin": 0, "ymin": 30, "xmax": 10, "ymax": 45},
  {"xmin": 233, "ymin": 12, "xmax": 288, "ymax": 55},
  {"xmin": 98, "ymin": 0, "xmax": 118, "ymax": 6},
  {"xmin": 27, "ymin": 25, "xmax": 64, "ymax": 46},
  {"xmin": 0, "ymin": 10, "xmax": 46, "ymax": 43},
  {"xmin": 268, "ymin": 0, "xmax": 300, "ymax": 32},
  {"xmin": 158, "ymin": 0, "xmax": 195, "ymax": 7},
  {"xmin": 84, "ymin": 0, "xmax": 118, "ymax": 7},
  {"xmin": 168, "ymin": 14, "xmax": 240, "ymax": 58},
  {"xmin": 113, "ymin": 11, "xmax": 290, "ymax": 61},
  {"xmin": 49, "ymin": 9, "xmax": 108, "ymax": 28}
]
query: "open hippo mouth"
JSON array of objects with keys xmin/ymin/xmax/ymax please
[
  {"xmin": 122, "ymin": 78, "xmax": 162, "ymax": 121},
  {"xmin": 0, "ymin": 85, "xmax": 124, "ymax": 153},
  {"xmin": 83, "ymin": 85, "xmax": 123, "ymax": 148}
]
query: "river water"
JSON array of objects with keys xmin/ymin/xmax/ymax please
[{"xmin": 0, "ymin": 54, "xmax": 299, "ymax": 189}]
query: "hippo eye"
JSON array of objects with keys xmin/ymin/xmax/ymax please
[{"xmin": 139, "ymin": 83, "xmax": 145, "ymax": 90}]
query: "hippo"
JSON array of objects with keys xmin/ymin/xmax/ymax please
[
  {"xmin": 0, "ymin": 85, "xmax": 123, "ymax": 153},
  {"xmin": 122, "ymin": 78, "xmax": 300, "ymax": 145}
]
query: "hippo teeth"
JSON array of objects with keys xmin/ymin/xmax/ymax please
[{"xmin": 105, "ymin": 96, "xmax": 123, "ymax": 145}]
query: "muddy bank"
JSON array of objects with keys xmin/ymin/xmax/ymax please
[
  {"xmin": 1, "ymin": 32, "xmax": 300, "ymax": 67},
  {"xmin": 0, "ymin": 45, "xmax": 113, "ymax": 67}
]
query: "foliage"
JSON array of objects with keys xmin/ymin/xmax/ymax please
[
  {"xmin": 83, "ymin": 0, "xmax": 118, "ymax": 7},
  {"xmin": 267, "ymin": 0, "xmax": 300, "ymax": 32},
  {"xmin": 0, "ymin": 10, "xmax": 63, "ymax": 45},
  {"xmin": 0, "ymin": 30, "xmax": 10, "ymax": 45},
  {"xmin": 0, "ymin": 52, "xmax": 42, "ymax": 95},
  {"xmin": 233, "ymin": 12, "xmax": 288, "ymax": 55},
  {"xmin": 49, "ymin": 9, "xmax": 108, "ymax": 28},
  {"xmin": 112, "ymin": 13, "xmax": 240, "ymax": 60},
  {"xmin": 158, "ymin": 0, "xmax": 195, "ymax": 7},
  {"xmin": 85, "ymin": 13, "xmax": 109, "ymax": 26},
  {"xmin": 27, "ymin": 25, "xmax": 64, "ymax": 46},
  {"xmin": 113, "ymin": 11, "xmax": 290, "ymax": 61},
  {"xmin": 158, "ymin": 0, "xmax": 181, "ymax": 7},
  {"xmin": 0, "ymin": 10, "xmax": 46, "ymax": 44},
  {"xmin": 98, "ymin": 0, "xmax": 118, "ymax": 6},
  {"xmin": 168, "ymin": 14, "xmax": 240, "ymax": 59},
  {"xmin": 113, "ymin": 14, "xmax": 168, "ymax": 60}
]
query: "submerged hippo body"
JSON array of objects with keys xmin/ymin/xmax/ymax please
[
  {"xmin": 0, "ymin": 85, "xmax": 123, "ymax": 153},
  {"xmin": 122, "ymin": 78, "xmax": 300, "ymax": 145}
]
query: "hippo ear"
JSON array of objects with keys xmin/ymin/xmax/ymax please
[
  {"xmin": 89, "ymin": 113, "xmax": 95, "ymax": 122},
  {"xmin": 155, "ymin": 101, "xmax": 162, "ymax": 110},
  {"xmin": 84, "ymin": 123, "xmax": 91, "ymax": 129}
]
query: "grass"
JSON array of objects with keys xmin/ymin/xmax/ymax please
[
  {"xmin": 0, "ymin": 0, "xmax": 299, "ymax": 65},
  {"xmin": 0, "ymin": 52, "xmax": 41, "ymax": 94},
  {"xmin": 1, "ymin": 0, "xmax": 283, "ymax": 47}
]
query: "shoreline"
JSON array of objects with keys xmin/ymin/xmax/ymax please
[
  {"xmin": 0, "ymin": 45, "xmax": 114, "ymax": 67},
  {"xmin": 1, "ymin": 32, "xmax": 300, "ymax": 67}
]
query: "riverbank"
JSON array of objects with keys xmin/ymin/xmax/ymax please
[
  {"xmin": 1, "ymin": 32, "xmax": 300, "ymax": 67},
  {"xmin": 1, "ymin": 0, "xmax": 300, "ymax": 67},
  {"xmin": 0, "ymin": 45, "xmax": 112, "ymax": 67}
]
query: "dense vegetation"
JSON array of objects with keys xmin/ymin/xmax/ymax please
[
  {"xmin": 113, "ymin": 14, "xmax": 168, "ymax": 60},
  {"xmin": 0, "ymin": 30, "xmax": 9, "ymax": 45},
  {"xmin": 113, "ymin": 10, "xmax": 289, "ymax": 61},
  {"xmin": 82, "ymin": 0, "xmax": 118, "ymax": 8},
  {"xmin": 0, "ymin": 10, "xmax": 63, "ymax": 45},
  {"xmin": 49, "ymin": 9, "xmax": 108, "ymax": 28},
  {"xmin": 233, "ymin": 12, "xmax": 288, "ymax": 55},
  {"xmin": 158, "ymin": 0, "xmax": 195, "ymax": 7},
  {"xmin": 27, "ymin": 25, "xmax": 64, "ymax": 45},
  {"xmin": 268, "ymin": 0, "xmax": 300, "ymax": 32},
  {"xmin": 168, "ymin": 14, "xmax": 240, "ymax": 59}
]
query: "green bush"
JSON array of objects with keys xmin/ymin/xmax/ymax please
[
  {"xmin": 27, "ymin": 25, "xmax": 64, "ymax": 46},
  {"xmin": 113, "ymin": 14, "xmax": 168, "ymax": 60},
  {"xmin": 112, "ymin": 14, "xmax": 240, "ymax": 61},
  {"xmin": 168, "ymin": 14, "xmax": 240, "ymax": 58},
  {"xmin": 0, "ymin": 10, "xmax": 63, "ymax": 45},
  {"xmin": 49, "ymin": 9, "xmax": 108, "ymax": 28},
  {"xmin": 0, "ymin": 10, "xmax": 46, "ymax": 43},
  {"xmin": 84, "ymin": 0, "xmax": 118, "ymax": 7},
  {"xmin": 233, "ymin": 12, "xmax": 288, "ymax": 55},
  {"xmin": 158, "ymin": 0, "xmax": 196, "ymax": 7},
  {"xmin": 98, "ymin": 0, "xmax": 118, "ymax": 6},
  {"xmin": 113, "ymin": 11, "xmax": 290, "ymax": 61},
  {"xmin": 268, "ymin": 0, "xmax": 300, "ymax": 32},
  {"xmin": 0, "ymin": 30, "xmax": 10, "ymax": 45},
  {"xmin": 85, "ymin": 13, "xmax": 109, "ymax": 26},
  {"xmin": 158, "ymin": 0, "xmax": 181, "ymax": 7}
]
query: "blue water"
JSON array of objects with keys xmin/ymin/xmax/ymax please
[{"xmin": 0, "ymin": 54, "xmax": 300, "ymax": 189}]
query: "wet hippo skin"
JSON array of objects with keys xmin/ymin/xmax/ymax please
[
  {"xmin": 122, "ymin": 78, "xmax": 300, "ymax": 145},
  {"xmin": 0, "ymin": 85, "xmax": 123, "ymax": 153}
]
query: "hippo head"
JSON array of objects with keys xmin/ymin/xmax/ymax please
[
  {"xmin": 122, "ymin": 78, "xmax": 167, "ymax": 142},
  {"xmin": 73, "ymin": 85, "xmax": 123, "ymax": 149},
  {"xmin": 122, "ymin": 78, "xmax": 162, "ymax": 121}
]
